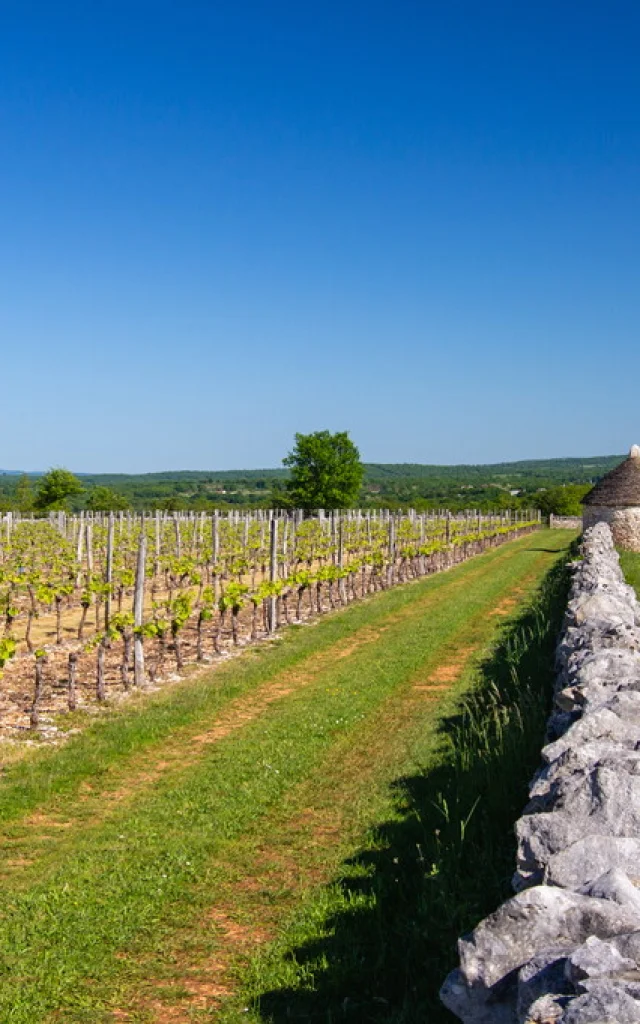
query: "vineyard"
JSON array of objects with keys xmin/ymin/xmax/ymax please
[{"xmin": 0, "ymin": 507, "xmax": 539, "ymax": 736}]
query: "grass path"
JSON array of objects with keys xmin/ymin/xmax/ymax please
[{"xmin": 0, "ymin": 530, "xmax": 575, "ymax": 1023}]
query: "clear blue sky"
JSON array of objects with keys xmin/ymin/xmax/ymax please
[{"xmin": 1, "ymin": 1, "xmax": 639, "ymax": 472}]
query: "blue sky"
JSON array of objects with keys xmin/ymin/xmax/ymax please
[{"xmin": 1, "ymin": 1, "xmax": 639, "ymax": 471}]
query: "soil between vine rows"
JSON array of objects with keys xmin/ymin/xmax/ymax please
[{"xmin": 0, "ymin": 529, "xmax": 575, "ymax": 1023}]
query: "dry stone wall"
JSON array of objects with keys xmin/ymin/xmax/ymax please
[
  {"xmin": 440, "ymin": 522, "xmax": 640, "ymax": 1023},
  {"xmin": 583, "ymin": 506, "xmax": 640, "ymax": 553},
  {"xmin": 549, "ymin": 515, "xmax": 583, "ymax": 530}
]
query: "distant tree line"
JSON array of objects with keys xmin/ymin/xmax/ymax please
[{"xmin": 0, "ymin": 439, "xmax": 615, "ymax": 515}]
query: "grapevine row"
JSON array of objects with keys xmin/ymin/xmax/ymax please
[{"xmin": 0, "ymin": 508, "xmax": 540, "ymax": 733}]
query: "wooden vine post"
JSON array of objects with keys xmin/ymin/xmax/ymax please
[
  {"xmin": 30, "ymin": 652, "xmax": 46, "ymax": 731},
  {"xmin": 133, "ymin": 531, "xmax": 146, "ymax": 687},
  {"xmin": 338, "ymin": 513, "xmax": 346, "ymax": 603},
  {"xmin": 212, "ymin": 511, "xmax": 219, "ymax": 601},
  {"xmin": 268, "ymin": 516, "xmax": 278, "ymax": 633},
  {"xmin": 387, "ymin": 515, "xmax": 395, "ymax": 588},
  {"xmin": 105, "ymin": 513, "xmax": 114, "ymax": 630},
  {"xmin": 96, "ymin": 638, "xmax": 107, "ymax": 701},
  {"xmin": 68, "ymin": 652, "xmax": 78, "ymax": 711},
  {"xmin": 154, "ymin": 513, "xmax": 161, "ymax": 578}
]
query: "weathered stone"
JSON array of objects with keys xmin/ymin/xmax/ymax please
[
  {"xmin": 517, "ymin": 767, "xmax": 640, "ymax": 880},
  {"xmin": 439, "ymin": 967, "xmax": 517, "ymax": 1024},
  {"xmin": 544, "ymin": 836, "xmax": 640, "ymax": 890},
  {"xmin": 522, "ymin": 992, "xmax": 568, "ymax": 1021},
  {"xmin": 441, "ymin": 523, "xmax": 640, "ymax": 1022},
  {"xmin": 583, "ymin": 688, "xmax": 640, "ymax": 719},
  {"xmin": 542, "ymin": 706, "xmax": 640, "ymax": 765},
  {"xmin": 456, "ymin": 887, "xmax": 640, "ymax": 990},
  {"xmin": 609, "ymin": 931, "xmax": 640, "ymax": 964},
  {"xmin": 568, "ymin": 592, "xmax": 636, "ymax": 631},
  {"xmin": 528, "ymin": 751, "xmax": 640, "ymax": 819},
  {"xmin": 559, "ymin": 981, "xmax": 640, "ymax": 1022},
  {"xmin": 565, "ymin": 935, "xmax": 636, "ymax": 984},
  {"xmin": 517, "ymin": 952, "xmax": 572, "ymax": 1023},
  {"xmin": 579, "ymin": 868, "xmax": 640, "ymax": 916},
  {"xmin": 584, "ymin": 504, "xmax": 640, "ymax": 556}
]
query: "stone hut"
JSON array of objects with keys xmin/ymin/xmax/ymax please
[{"xmin": 582, "ymin": 445, "xmax": 640, "ymax": 551}]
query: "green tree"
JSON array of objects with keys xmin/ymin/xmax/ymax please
[
  {"xmin": 158, "ymin": 496, "xmax": 188, "ymax": 511},
  {"xmin": 35, "ymin": 468, "xmax": 84, "ymax": 511},
  {"xmin": 85, "ymin": 486, "xmax": 130, "ymax": 512},
  {"xmin": 281, "ymin": 430, "xmax": 364, "ymax": 510},
  {"xmin": 14, "ymin": 474, "xmax": 34, "ymax": 512},
  {"xmin": 534, "ymin": 484, "xmax": 590, "ymax": 517}
]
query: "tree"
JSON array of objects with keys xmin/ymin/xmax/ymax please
[
  {"xmin": 158, "ymin": 496, "xmax": 188, "ymax": 511},
  {"xmin": 85, "ymin": 486, "xmax": 130, "ymax": 512},
  {"xmin": 14, "ymin": 474, "xmax": 34, "ymax": 512},
  {"xmin": 534, "ymin": 484, "xmax": 590, "ymax": 517},
  {"xmin": 281, "ymin": 431, "xmax": 364, "ymax": 510},
  {"xmin": 35, "ymin": 468, "xmax": 83, "ymax": 511}
]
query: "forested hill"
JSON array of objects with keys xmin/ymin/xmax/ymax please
[
  {"xmin": 73, "ymin": 453, "xmax": 624, "ymax": 488},
  {"xmin": 0, "ymin": 454, "xmax": 625, "ymax": 512},
  {"xmin": 363, "ymin": 455, "xmax": 624, "ymax": 485}
]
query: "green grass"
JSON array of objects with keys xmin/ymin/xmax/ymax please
[
  {"xmin": 619, "ymin": 549, "xmax": 640, "ymax": 598},
  {"xmin": 0, "ymin": 530, "xmax": 575, "ymax": 1023},
  {"xmin": 231, "ymin": 539, "xmax": 574, "ymax": 1024}
]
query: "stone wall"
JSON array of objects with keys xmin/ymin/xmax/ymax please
[
  {"xmin": 441, "ymin": 522, "xmax": 640, "ymax": 1023},
  {"xmin": 583, "ymin": 505, "xmax": 640, "ymax": 553},
  {"xmin": 550, "ymin": 515, "xmax": 583, "ymax": 530}
]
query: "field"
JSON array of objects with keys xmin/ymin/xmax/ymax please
[
  {"xmin": 0, "ymin": 527, "xmax": 575, "ymax": 1022},
  {"xmin": 0, "ymin": 508, "xmax": 537, "ymax": 738}
]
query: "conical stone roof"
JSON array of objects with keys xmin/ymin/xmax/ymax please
[{"xmin": 583, "ymin": 446, "xmax": 640, "ymax": 508}]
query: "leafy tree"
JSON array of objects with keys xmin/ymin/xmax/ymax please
[
  {"xmin": 282, "ymin": 430, "xmax": 364, "ymax": 510},
  {"xmin": 534, "ymin": 484, "xmax": 590, "ymax": 517},
  {"xmin": 15, "ymin": 474, "xmax": 34, "ymax": 512},
  {"xmin": 158, "ymin": 496, "xmax": 188, "ymax": 511},
  {"xmin": 35, "ymin": 468, "xmax": 83, "ymax": 511},
  {"xmin": 85, "ymin": 486, "xmax": 130, "ymax": 512}
]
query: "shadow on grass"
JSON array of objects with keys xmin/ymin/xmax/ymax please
[{"xmin": 252, "ymin": 547, "xmax": 574, "ymax": 1024}]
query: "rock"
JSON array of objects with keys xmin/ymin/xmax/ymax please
[
  {"xmin": 441, "ymin": 523, "xmax": 640, "ymax": 1022},
  {"xmin": 522, "ymin": 992, "xmax": 568, "ymax": 1021},
  {"xmin": 544, "ymin": 836, "xmax": 640, "ymax": 890},
  {"xmin": 516, "ymin": 768, "xmax": 640, "ymax": 880},
  {"xmin": 567, "ymin": 592, "xmax": 636, "ymax": 632},
  {"xmin": 565, "ymin": 935, "xmax": 636, "ymax": 984},
  {"xmin": 439, "ymin": 968, "xmax": 517, "ymax": 1024},
  {"xmin": 527, "ymin": 751, "xmax": 640, "ymax": 818},
  {"xmin": 559, "ymin": 982, "xmax": 640, "ymax": 1022},
  {"xmin": 517, "ymin": 952, "xmax": 572, "ymax": 1023},
  {"xmin": 579, "ymin": 869, "xmax": 640, "ymax": 916},
  {"xmin": 457, "ymin": 887, "xmax": 640, "ymax": 991},
  {"xmin": 609, "ymin": 931, "xmax": 640, "ymax": 964},
  {"xmin": 541, "ymin": 709, "xmax": 640, "ymax": 766}
]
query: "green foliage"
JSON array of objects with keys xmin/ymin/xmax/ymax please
[
  {"xmin": 169, "ymin": 591, "xmax": 193, "ymax": 635},
  {"xmin": 109, "ymin": 612, "xmax": 134, "ymax": 635},
  {"xmin": 158, "ymin": 496, "xmax": 189, "ymax": 511},
  {"xmin": 534, "ymin": 484, "xmax": 590, "ymax": 517},
  {"xmin": 619, "ymin": 550, "xmax": 640, "ymax": 598},
  {"xmin": 0, "ymin": 636, "xmax": 17, "ymax": 675},
  {"xmin": 282, "ymin": 430, "xmax": 364, "ymax": 510},
  {"xmin": 35, "ymin": 468, "xmax": 83, "ymax": 511},
  {"xmin": 14, "ymin": 475, "xmax": 34, "ymax": 513},
  {"xmin": 85, "ymin": 487, "xmax": 130, "ymax": 512}
]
